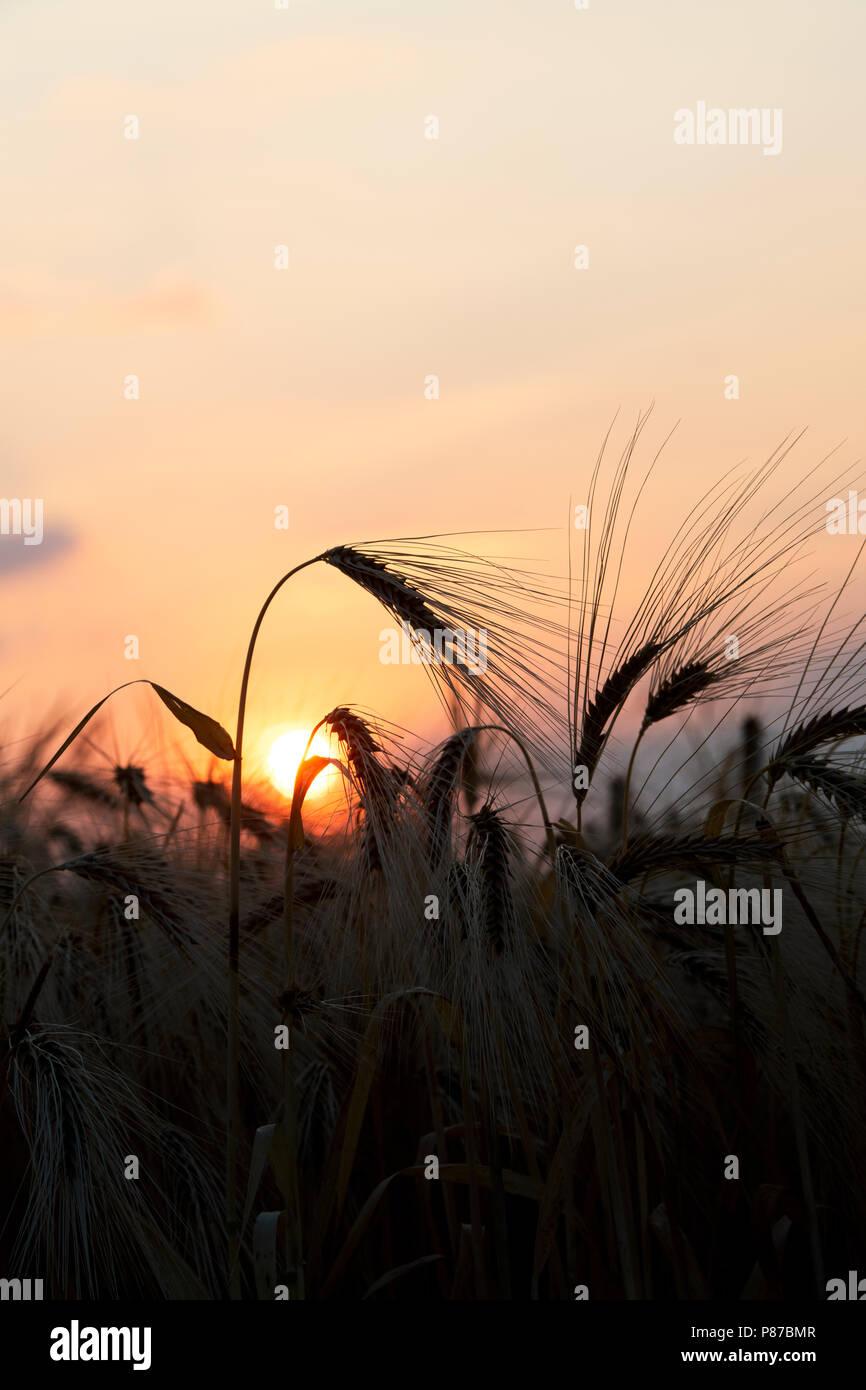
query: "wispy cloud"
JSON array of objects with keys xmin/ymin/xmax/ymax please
[
  {"xmin": 0, "ymin": 527, "xmax": 76, "ymax": 575},
  {"xmin": 0, "ymin": 271, "xmax": 213, "ymax": 340}
]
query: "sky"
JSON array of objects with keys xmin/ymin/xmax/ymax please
[{"xmin": 1, "ymin": 0, "xmax": 864, "ymax": 791}]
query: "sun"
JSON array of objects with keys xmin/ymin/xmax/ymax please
[{"xmin": 266, "ymin": 728, "xmax": 338, "ymax": 799}]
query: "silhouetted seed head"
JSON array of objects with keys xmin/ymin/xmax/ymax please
[
  {"xmin": 325, "ymin": 708, "xmax": 403, "ymax": 871},
  {"xmin": 47, "ymin": 825, "xmax": 85, "ymax": 857},
  {"xmin": 424, "ymin": 729, "xmax": 477, "ymax": 866},
  {"xmin": 555, "ymin": 844, "xmax": 617, "ymax": 916},
  {"xmin": 607, "ymin": 832, "xmax": 780, "ymax": 886},
  {"xmin": 575, "ymin": 641, "xmax": 662, "ymax": 802},
  {"xmin": 323, "ymin": 548, "xmax": 442, "ymax": 641},
  {"xmin": 641, "ymin": 661, "xmax": 721, "ymax": 732},
  {"xmin": 193, "ymin": 779, "xmax": 230, "ymax": 821},
  {"xmin": 468, "ymin": 803, "xmax": 513, "ymax": 955},
  {"xmin": 778, "ymin": 756, "xmax": 866, "ymax": 822},
  {"xmin": 769, "ymin": 705, "xmax": 866, "ymax": 782},
  {"xmin": 50, "ymin": 770, "xmax": 118, "ymax": 808},
  {"xmin": 325, "ymin": 707, "xmax": 407, "ymax": 805},
  {"xmin": 239, "ymin": 803, "xmax": 278, "ymax": 840},
  {"xmin": 325, "ymin": 707, "xmax": 381, "ymax": 769},
  {"xmin": 67, "ymin": 849, "xmax": 198, "ymax": 950},
  {"xmin": 113, "ymin": 765, "xmax": 153, "ymax": 807}
]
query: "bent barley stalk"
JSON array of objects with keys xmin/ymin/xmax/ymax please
[
  {"xmin": 620, "ymin": 661, "xmax": 721, "ymax": 852},
  {"xmin": 225, "ymin": 543, "xmax": 554, "ymax": 1295},
  {"xmin": 225, "ymin": 557, "xmax": 322, "ymax": 1298}
]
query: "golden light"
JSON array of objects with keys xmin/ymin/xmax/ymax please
[{"xmin": 266, "ymin": 729, "xmax": 339, "ymax": 799}]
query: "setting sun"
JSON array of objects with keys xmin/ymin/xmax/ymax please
[{"xmin": 266, "ymin": 729, "xmax": 338, "ymax": 799}]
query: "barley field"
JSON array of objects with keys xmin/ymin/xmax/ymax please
[{"xmin": 3, "ymin": 428, "xmax": 866, "ymax": 1300}]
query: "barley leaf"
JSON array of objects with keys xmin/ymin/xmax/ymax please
[
  {"xmin": 19, "ymin": 680, "xmax": 236, "ymax": 802},
  {"xmin": 150, "ymin": 684, "xmax": 236, "ymax": 761},
  {"xmin": 18, "ymin": 688, "xmax": 123, "ymax": 801},
  {"xmin": 289, "ymin": 756, "xmax": 346, "ymax": 849}
]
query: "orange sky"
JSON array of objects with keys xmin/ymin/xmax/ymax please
[{"xmin": 2, "ymin": 0, "xmax": 864, "ymax": 790}]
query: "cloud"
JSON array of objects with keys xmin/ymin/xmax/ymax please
[
  {"xmin": 0, "ymin": 271, "xmax": 213, "ymax": 340},
  {"xmin": 0, "ymin": 526, "xmax": 76, "ymax": 575}
]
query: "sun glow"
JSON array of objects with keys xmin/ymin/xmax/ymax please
[{"xmin": 266, "ymin": 729, "xmax": 338, "ymax": 799}]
